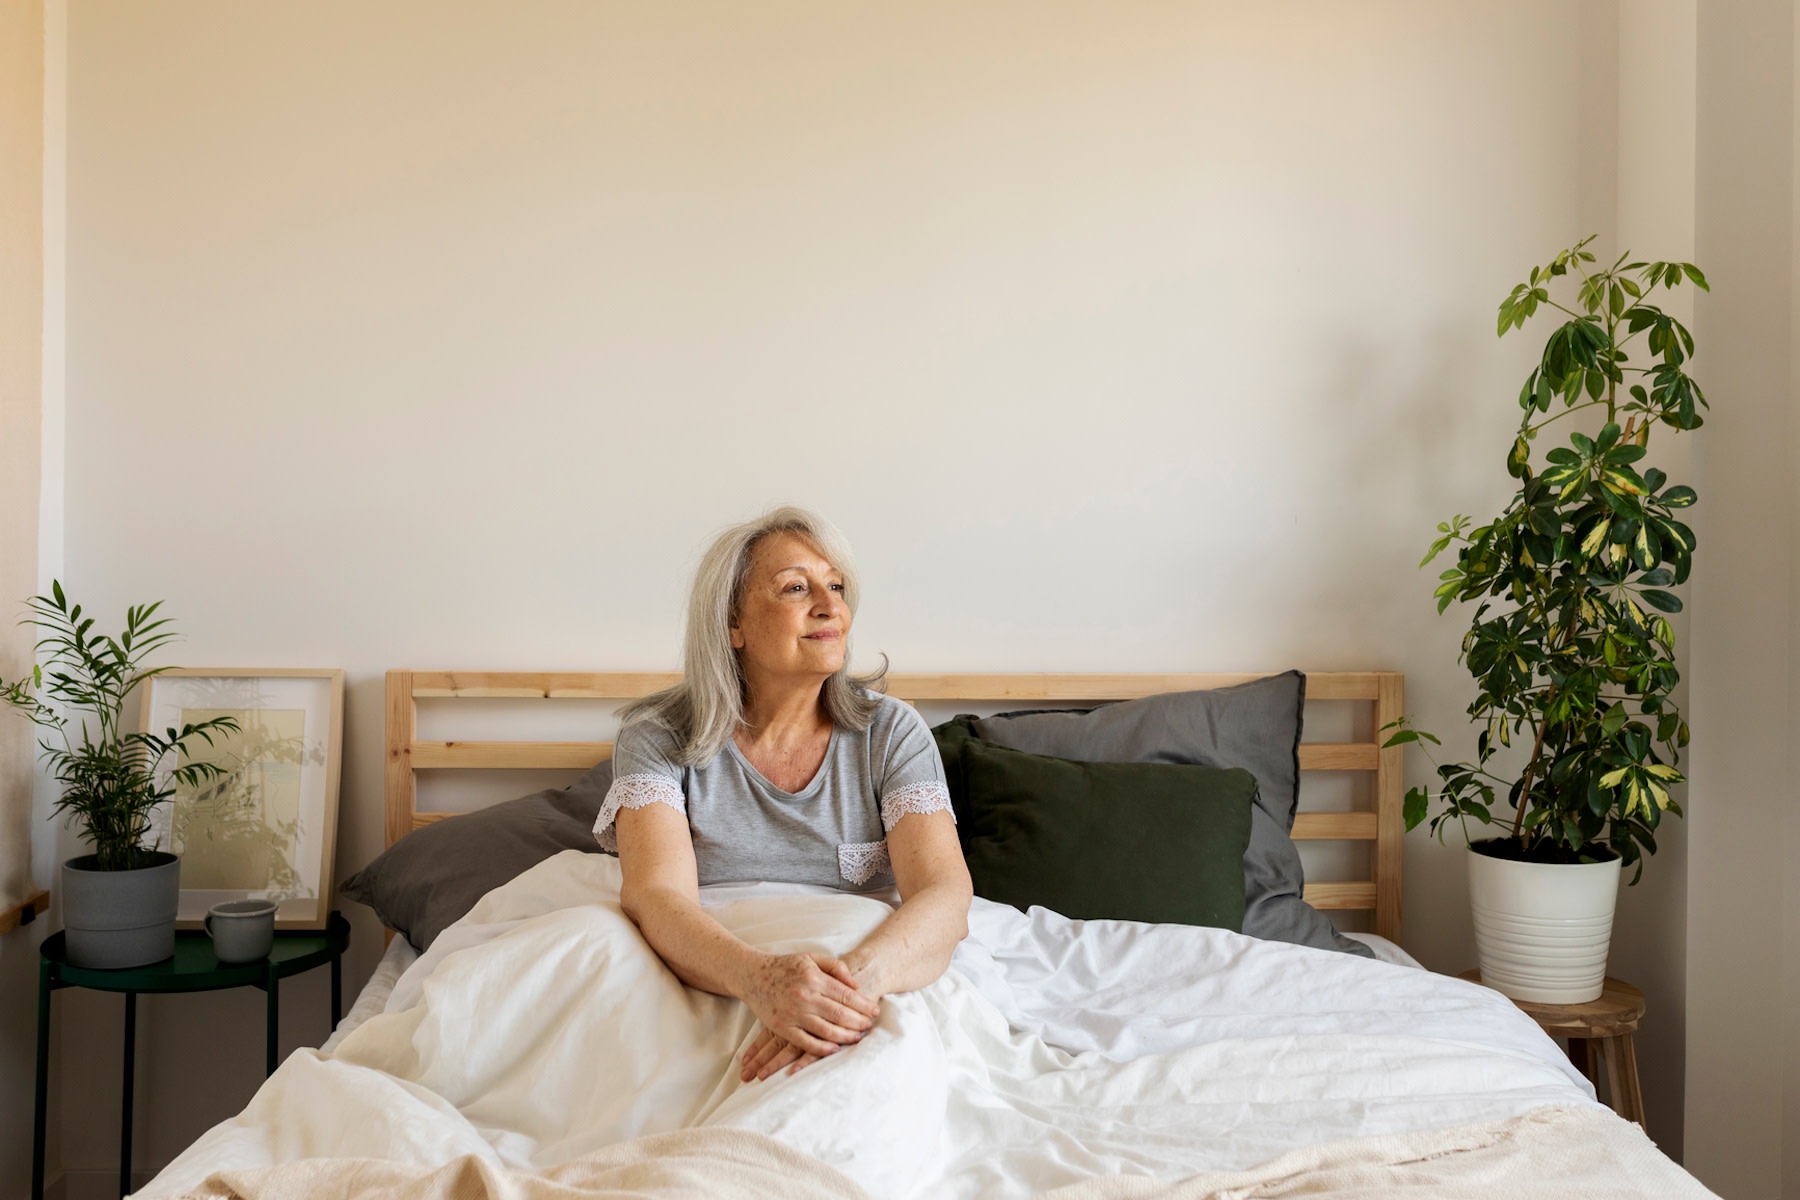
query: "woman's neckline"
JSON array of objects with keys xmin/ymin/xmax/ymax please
[{"xmin": 726, "ymin": 725, "xmax": 839, "ymax": 799}]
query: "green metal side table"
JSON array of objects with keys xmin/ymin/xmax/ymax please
[{"xmin": 32, "ymin": 911, "xmax": 349, "ymax": 1200}]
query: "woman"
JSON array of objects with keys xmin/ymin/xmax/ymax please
[{"xmin": 593, "ymin": 507, "xmax": 973, "ymax": 1084}]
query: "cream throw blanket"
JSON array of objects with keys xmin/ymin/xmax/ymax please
[
  {"xmin": 1043, "ymin": 1107, "xmax": 1714, "ymax": 1200},
  {"xmin": 175, "ymin": 1107, "xmax": 1711, "ymax": 1200},
  {"xmin": 173, "ymin": 1127, "xmax": 874, "ymax": 1200}
]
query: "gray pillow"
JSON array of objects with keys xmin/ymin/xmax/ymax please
[
  {"xmin": 339, "ymin": 760, "xmax": 614, "ymax": 950},
  {"xmin": 972, "ymin": 672, "xmax": 1372, "ymax": 958}
]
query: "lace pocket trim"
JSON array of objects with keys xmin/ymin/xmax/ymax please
[
  {"xmin": 593, "ymin": 773, "xmax": 687, "ymax": 853},
  {"xmin": 880, "ymin": 780, "xmax": 954, "ymax": 832},
  {"xmin": 837, "ymin": 840, "xmax": 893, "ymax": 888}
]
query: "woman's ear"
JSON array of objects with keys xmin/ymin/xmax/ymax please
[{"xmin": 729, "ymin": 621, "xmax": 745, "ymax": 651}]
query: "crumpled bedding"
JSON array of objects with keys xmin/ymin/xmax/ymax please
[
  {"xmin": 168, "ymin": 1108, "xmax": 1712, "ymax": 1200},
  {"xmin": 140, "ymin": 852, "xmax": 1675, "ymax": 1200}
]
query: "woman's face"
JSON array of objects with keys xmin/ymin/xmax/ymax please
[{"xmin": 730, "ymin": 532, "xmax": 851, "ymax": 687}]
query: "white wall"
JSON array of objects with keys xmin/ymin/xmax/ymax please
[{"xmin": 42, "ymin": 0, "xmax": 1708, "ymax": 1187}]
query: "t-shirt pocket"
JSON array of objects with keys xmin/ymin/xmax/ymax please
[{"xmin": 837, "ymin": 840, "xmax": 892, "ymax": 888}]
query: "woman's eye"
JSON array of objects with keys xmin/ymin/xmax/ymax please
[{"xmin": 828, "ymin": 583, "xmax": 845, "ymax": 592}]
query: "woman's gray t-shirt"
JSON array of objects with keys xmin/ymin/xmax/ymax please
[{"xmin": 593, "ymin": 693, "xmax": 953, "ymax": 892}]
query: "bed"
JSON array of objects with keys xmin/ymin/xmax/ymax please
[{"xmin": 138, "ymin": 670, "xmax": 1712, "ymax": 1199}]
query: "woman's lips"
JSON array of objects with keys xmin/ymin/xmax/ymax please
[{"xmin": 804, "ymin": 630, "xmax": 841, "ymax": 640}]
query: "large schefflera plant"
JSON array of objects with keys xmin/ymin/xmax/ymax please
[{"xmin": 1386, "ymin": 238, "xmax": 1707, "ymax": 883}]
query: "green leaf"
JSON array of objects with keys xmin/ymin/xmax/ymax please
[
  {"xmin": 1601, "ymin": 466, "xmax": 1646, "ymax": 495},
  {"xmin": 1640, "ymin": 588, "xmax": 1684, "ymax": 613},
  {"xmin": 1661, "ymin": 485, "xmax": 1697, "ymax": 508},
  {"xmin": 1656, "ymin": 517, "xmax": 1695, "ymax": 554},
  {"xmin": 1579, "ymin": 519, "xmax": 1611, "ymax": 559},
  {"xmin": 1507, "ymin": 436, "xmax": 1531, "ymax": 479},
  {"xmin": 1601, "ymin": 703, "xmax": 1628, "ymax": 736},
  {"xmin": 1382, "ymin": 729, "xmax": 1420, "ymax": 747},
  {"xmin": 1403, "ymin": 787, "xmax": 1430, "ymax": 831}
]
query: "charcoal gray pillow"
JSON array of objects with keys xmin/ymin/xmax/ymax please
[
  {"xmin": 339, "ymin": 760, "xmax": 614, "ymax": 950},
  {"xmin": 971, "ymin": 672, "xmax": 1372, "ymax": 958}
]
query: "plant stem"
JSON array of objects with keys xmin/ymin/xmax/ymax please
[
  {"xmin": 1523, "ymin": 398, "xmax": 1612, "ymax": 436},
  {"xmin": 1511, "ymin": 715, "xmax": 1551, "ymax": 843}
]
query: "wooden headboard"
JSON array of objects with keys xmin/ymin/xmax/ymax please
[{"xmin": 385, "ymin": 670, "xmax": 1405, "ymax": 943}]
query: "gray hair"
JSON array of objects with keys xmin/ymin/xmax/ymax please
[{"xmin": 620, "ymin": 506, "xmax": 887, "ymax": 766}]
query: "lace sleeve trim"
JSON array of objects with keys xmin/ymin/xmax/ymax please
[
  {"xmin": 593, "ymin": 773, "xmax": 687, "ymax": 854},
  {"xmin": 880, "ymin": 780, "xmax": 954, "ymax": 832}
]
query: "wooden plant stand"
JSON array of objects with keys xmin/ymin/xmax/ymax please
[{"xmin": 1459, "ymin": 969, "xmax": 1646, "ymax": 1128}]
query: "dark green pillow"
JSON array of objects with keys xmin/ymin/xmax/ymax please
[{"xmin": 935, "ymin": 718, "xmax": 1254, "ymax": 930}]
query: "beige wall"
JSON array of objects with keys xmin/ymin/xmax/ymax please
[
  {"xmin": 1605, "ymin": 0, "xmax": 1698, "ymax": 1164},
  {"xmin": 35, "ymin": 0, "xmax": 1730, "ymax": 1190},
  {"xmin": 1, "ymin": 2, "xmax": 48, "ymax": 1199},
  {"xmin": 1685, "ymin": 1, "xmax": 1800, "ymax": 1196}
]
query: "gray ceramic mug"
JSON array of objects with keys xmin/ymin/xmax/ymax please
[{"xmin": 204, "ymin": 899, "xmax": 277, "ymax": 963}]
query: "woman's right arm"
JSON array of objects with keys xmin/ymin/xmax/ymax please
[{"xmin": 614, "ymin": 801, "xmax": 879, "ymax": 1059}]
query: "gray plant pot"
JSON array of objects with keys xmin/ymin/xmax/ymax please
[{"xmin": 60, "ymin": 851, "xmax": 181, "ymax": 969}]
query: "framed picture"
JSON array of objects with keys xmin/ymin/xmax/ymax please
[{"xmin": 141, "ymin": 668, "xmax": 344, "ymax": 930}]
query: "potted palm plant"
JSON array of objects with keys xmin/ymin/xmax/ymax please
[
  {"xmin": 1, "ymin": 583, "xmax": 237, "ymax": 968},
  {"xmin": 1386, "ymin": 237, "xmax": 1707, "ymax": 1004}
]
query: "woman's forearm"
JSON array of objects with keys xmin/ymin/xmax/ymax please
[
  {"xmin": 621, "ymin": 883, "xmax": 764, "ymax": 1000},
  {"xmin": 841, "ymin": 879, "xmax": 971, "ymax": 998},
  {"xmin": 624, "ymin": 881, "xmax": 882, "ymax": 1058}
]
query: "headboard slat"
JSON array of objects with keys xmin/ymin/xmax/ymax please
[
  {"xmin": 884, "ymin": 672, "xmax": 1384, "ymax": 702},
  {"xmin": 411, "ymin": 741, "xmax": 613, "ymax": 770},
  {"xmin": 412, "ymin": 671, "xmax": 681, "ymax": 699},
  {"xmin": 1291, "ymin": 812, "xmax": 1377, "ymax": 841},
  {"xmin": 1297, "ymin": 743, "xmax": 1378, "ymax": 771},
  {"xmin": 1303, "ymin": 881, "xmax": 1379, "ymax": 910}
]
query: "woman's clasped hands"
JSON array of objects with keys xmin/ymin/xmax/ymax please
[{"xmin": 738, "ymin": 951, "xmax": 880, "ymax": 1082}]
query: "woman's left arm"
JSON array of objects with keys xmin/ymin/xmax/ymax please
[{"xmin": 840, "ymin": 811, "xmax": 971, "ymax": 1000}]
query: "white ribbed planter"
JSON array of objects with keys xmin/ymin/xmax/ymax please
[{"xmin": 1467, "ymin": 844, "xmax": 1622, "ymax": 1004}]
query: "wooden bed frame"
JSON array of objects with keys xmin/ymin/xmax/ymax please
[{"xmin": 385, "ymin": 670, "xmax": 1405, "ymax": 943}]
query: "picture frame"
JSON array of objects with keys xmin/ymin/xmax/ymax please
[{"xmin": 140, "ymin": 668, "xmax": 344, "ymax": 930}]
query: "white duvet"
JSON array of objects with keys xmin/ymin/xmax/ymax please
[{"xmin": 141, "ymin": 851, "xmax": 1598, "ymax": 1200}]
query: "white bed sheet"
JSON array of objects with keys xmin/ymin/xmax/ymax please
[
  {"xmin": 316, "ymin": 912, "xmax": 1420, "ymax": 1065},
  {"xmin": 143, "ymin": 852, "xmax": 1595, "ymax": 1199},
  {"xmin": 319, "ymin": 933, "xmax": 418, "ymax": 1055}
]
